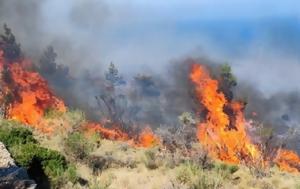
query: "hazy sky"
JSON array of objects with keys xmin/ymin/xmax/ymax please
[{"xmin": 1, "ymin": 0, "xmax": 300, "ymax": 95}]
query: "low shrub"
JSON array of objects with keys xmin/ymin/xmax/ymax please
[
  {"xmin": 64, "ymin": 164, "xmax": 78, "ymax": 184},
  {"xmin": 63, "ymin": 132, "xmax": 94, "ymax": 160},
  {"xmin": 9, "ymin": 143, "xmax": 68, "ymax": 187},
  {"xmin": 213, "ymin": 162, "xmax": 239, "ymax": 179},
  {"xmin": 0, "ymin": 124, "xmax": 37, "ymax": 148},
  {"xmin": 0, "ymin": 122, "xmax": 72, "ymax": 188},
  {"xmin": 87, "ymin": 155, "xmax": 110, "ymax": 175},
  {"xmin": 192, "ymin": 172, "xmax": 221, "ymax": 189},
  {"xmin": 176, "ymin": 162, "xmax": 201, "ymax": 185},
  {"xmin": 65, "ymin": 110, "xmax": 86, "ymax": 130},
  {"xmin": 176, "ymin": 162, "xmax": 224, "ymax": 189},
  {"xmin": 143, "ymin": 149, "xmax": 162, "ymax": 169}
]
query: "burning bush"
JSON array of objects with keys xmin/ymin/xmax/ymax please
[
  {"xmin": 189, "ymin": 63, "xmax": 300, "ymax": 173},
  {"xmin": 0, "ymin": 25, "xmax": 66, "ymax": 129}
]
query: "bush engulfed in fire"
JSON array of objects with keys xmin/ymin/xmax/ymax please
[
  {"xmin": 0, "ymin": 26, "xmax": 299, "ymax": 174},
  {"xmin": 0, "ymin": 51, "xmax": 66, "ymax": 125},
  {"xmin": 190, "ymin": 64, "xmax": 300, "ymax": 173},
  {"xmin": 0, "ymin": 49, "xmax": 159, "ymax": 147}
]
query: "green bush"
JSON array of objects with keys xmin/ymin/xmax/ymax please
[
  {"xmin": 192, "ymin": 173, "xmax": 221, "ymax": 189},
  {"xmin": 228, "ymin": 164, "xmax": 239, "ymax": 174},
  {"xmin": 65, "ymin": 165, "xmax": 78, "ymax": 184},
  {"xmin": 10, "ymin": 143, "xmax": 67, "ymax": 180},
  {"xmin": 64, "ymin": 132, "xmax": 94, "ymax": 160},
  {"xmin": 213, "ymin": 162, "xmax": 239, "ymax": 179},
  {"xmin": 176, "ymin": 165, "xmax": 194, "ymax": 184},
  {"xmin": 143, "ymin": 149, "xmax": 161, "ymax": 169},
  {"xmin": 0, "ymin": 124, "xmax": 37, "ymax": 148},
  {"xmin": 176, "ymin": 162, "xmax": 201, "ymax": 185},
  {"xmin": 214, "ymin": 162, "xmax": 238, "ymax": 173},
  {"xmin": 0, "ymin": 123, "xmax": 72, "ymax": 188},
  {"xmin": 9, "ymin": 143, "xmax": 38, "ymax": 167},
  {"xmin": 176, "ymin": 162, "xmax": 224, "ymax": 188},
  {"xmin": 65, "ymin": 110, "xmax": 86, "ymax": 130}
]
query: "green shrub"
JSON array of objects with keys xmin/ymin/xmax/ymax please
[
  {"xmin": 0, "ymin": 124, "xmax": 37, "ymax": 148},
  {"xmin": 176, "ymin": 165, "xmax": 194, "ymax": 184},
  {"xmin": 42, "ymin": 157, "xmax": 66, "ymax": 178},
  {"xmin": 9, "ymin": 143, "xmax": 38, "ymax": 167},
  {"xmin": 192, "ymin": 172, "xmax": 221, "ymax": 189},
  {"xmin": 228, "ymin": 164, "xmax": 239, "ymax": 174},
  {"xmin": 213, "ymin": 162, "xmax": 239, "ymax": 179},
  {"xmin": 65, "ymin": 165, "xmax": 78, "ymax": 184},
  {"xmin": 10, "ymin": 143, "xmax": 67, "ymax": 179},
  {"xmin": 143, "ymin": 149, "xmax": 161, "ymax": 169},
  {"xmin": 176, "ymin": 162, "xmax": 201, "ymax": 185},
  {"xmin": 0, "ymin": 123, "xmax": 73, "ymax": 188},
  {"xmin": 64, "ymin": 132, "xmax": 94, "ymax": 160},
  {"xmin": 65, "ymin": 110, "xmax": 86, "ymax": 130},
  {"xmin": 176, "ymin": 162, "xmax": 224, "ymax": 188}
]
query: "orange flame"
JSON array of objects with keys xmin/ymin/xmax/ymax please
[
  {"xmin": 0, "ymin": 50, "xmax": 66, "ymax": 125},
  {"xmin": 137, "ymin": 127, "xmax": 160, "ymax": 147},
  {"xmin": 83, "ymin": 123, "xmax": 159, "ymax": 147},
  {"xmin": 189, "ymin": 63, "xmax": 300, "ymax": 173},
  {"xmin": 83, "ymin": 122, "xmax": 129, "ymax": 141},
  {"xmin": 275, "ymin": 149, "xmax": 300, "ymax": 173}
]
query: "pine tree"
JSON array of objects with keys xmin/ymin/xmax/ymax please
[
  {"xmin": 39, "ymin": 46, "xmax": 58, "ymax": 74},
  {"xmin": 96, "ymin": 63, "xmax": 127, "ymax": 124},
  {"xmin": 0, "ymin": 24, "xmax": 22, "ymax": 62}
]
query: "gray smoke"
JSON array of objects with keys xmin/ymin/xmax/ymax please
[{"xmin": 0, "ymin": 0, "xmax": 300, "ymax": 153}]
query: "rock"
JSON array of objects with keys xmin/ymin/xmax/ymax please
[
  {"xmin": 0, "ymin": 142, "xmax": 37, "ymax": 189},
  {"xmin": 0, "ymin": 142, "xmax": 16, "ymax": 168}
]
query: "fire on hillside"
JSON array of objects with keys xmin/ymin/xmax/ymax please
[
  {"xmin": 190, "ymin": 64, "xmax": 300, "ymax": 173},
  {"xmin": 0, "ymin": 46, "xmax": 299, "ymax": 172}
]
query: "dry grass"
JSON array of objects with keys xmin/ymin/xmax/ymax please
[
  {"xmin": 25, "ymin": 111, "xmax": 300, "ymax": 189},
  {"xmin": 56, "ymin": 139, "xmax": 300, "ymax": 189}
]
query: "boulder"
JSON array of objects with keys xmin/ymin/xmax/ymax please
[{"xmin": 0, "ymin": 142, "xmax": 36, "ymax": 189}]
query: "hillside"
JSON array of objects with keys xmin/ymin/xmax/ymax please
[
  {"xmin": 0, "ymin": 111, "xmax": 299, "ymax": 189},
  {"xmin": 0, "ymin": 3, "xmax": 300, "ymax": 189}
]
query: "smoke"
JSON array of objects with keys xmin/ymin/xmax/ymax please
[
  {"xmin": 0, "ymin": 0, "xmax": 44, "ymax": 56},
  {"xmin": 0, "ymin": 0, "xmax": 300, "ymax": 151}
]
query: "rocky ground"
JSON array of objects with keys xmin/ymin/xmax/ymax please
[{"xmin": 0, "ymin": 142, "xmax": 36, "ymax": 189}]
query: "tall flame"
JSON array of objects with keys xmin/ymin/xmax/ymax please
[
  {"xmin": 189, "ymin": 63, "xmax": 300, "ymax": 172},
  {"xmin": 0, "ymin": 50, "xmax": 66, "ymax": 125}
]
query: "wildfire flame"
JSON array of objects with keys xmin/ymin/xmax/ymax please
[
  {"xmin": 0, "ymin": 50, "xmax": 66, "ymax": 125},
  {"xmin": 0, "ymin": 49, "xmax": 159, "ymax": 147},
  {"xmin": 1, "ymin": 47, "xmax": 297, "ymax": 172},
  {"xmin": 84, "ymin": 122, "xmax": 129, "ymax": 141},
  {"xmin": 84, "ymin": 123, "xmax": 159, "ymax": 147},
  {"xmin": 137, "ymin": 127, "xmax": 160, "ymax": 147},
  {"xmin": 189, "ymin": 63, "xmax": 300, "ymax": 173},
  {"xmin": 275, "ymin": 149, "xmax": 300, "ymax": 173}
]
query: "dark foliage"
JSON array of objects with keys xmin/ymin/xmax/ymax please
[{"xmin": 0, "ymin": 24, "xmax": 22, "ymax": 62}]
